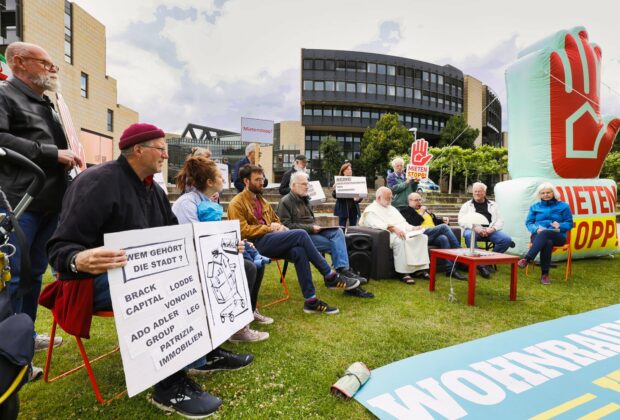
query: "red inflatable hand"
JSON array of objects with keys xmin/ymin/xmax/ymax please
[
  {"xmin": 410, "ymin": 139, "xmax": 432, "ymax": 166},
  {"xmin": 549, "ymin": 29, "xmax": 620, "ymax": 178}
]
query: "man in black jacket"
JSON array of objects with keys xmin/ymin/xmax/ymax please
[
  {"xmin": 399, "ymin": 192, "xmax": 466, "ymax": 280},
  {"xmin": 0, "ymin": 42, "xmax": 82, "ymax": 355},
  {"xmin": 278, "ymin": 154, "xmax": 306, "ymax": 196}
]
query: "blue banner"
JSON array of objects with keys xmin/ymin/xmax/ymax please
[{"xmin": 355, "ymin": 304, "xmax": 620, "ymax": 419}]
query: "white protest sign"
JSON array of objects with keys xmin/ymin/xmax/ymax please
[
  {"xmin": 307, "ymin": 180, "xmax": 326, "ymax": 205},
  {"xmin": 154, "ymin": 173, "xmax": 168, "ymax": 195},
  {"xmin": 217, "ymin": 163, "xmax": 230, "ymax": 189},
  {"xmin": 193, "ymin": 220, "xmax": 253, "ymax": 349},
  {"xmin": 240, "ymin": 117, "xmax": 274, "ymax": 144},
  {"xmin": 105, "ymin": 224, "xmax": 212, "ymax": 397},
  {"xmin": 334, "ymin": 176, "xmax": 368, "ymax": 199}
]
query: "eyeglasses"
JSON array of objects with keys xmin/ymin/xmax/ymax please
[
  {"xmin": 141, "ymin": 145, "xmax": 168, "ymax": 155},
  {"xmin": 20, "ymin": 56, "xmax": 60, "ymax": 72}
]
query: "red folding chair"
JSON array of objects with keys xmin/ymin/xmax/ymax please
[
  {"xmin": 43, "ymin": 311, "xmax": 127, "ymax": 405},
  {"xmin": 257, "ymin": 258, "xmax": 290, "ymax": 308}
]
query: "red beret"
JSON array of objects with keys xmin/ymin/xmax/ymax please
[{"xmin": 119, "ymin": 123, "xmax": 165, "ymax": 150}]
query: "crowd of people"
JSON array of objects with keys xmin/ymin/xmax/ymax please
[{"xmin": 0, "ymin": 41, "xmax": 575, "ymax": 418}]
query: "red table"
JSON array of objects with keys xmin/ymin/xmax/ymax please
[{"xmin": 429, "ymin": 248, "xmax": 519, "ymax": 306}]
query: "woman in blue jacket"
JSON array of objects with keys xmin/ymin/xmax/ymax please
[{"xmin": 518, "ymin": 182, "xmax": 573, "ymax": 285}]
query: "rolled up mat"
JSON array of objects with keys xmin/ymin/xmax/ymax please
[{"xmin": 330, "ymin": 362, "xmax": 371, "ymax": 399}]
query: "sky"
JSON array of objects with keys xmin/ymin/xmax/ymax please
[{"xmin": 75, "ymin": 0, "xmax": 620, "ymax": 135}]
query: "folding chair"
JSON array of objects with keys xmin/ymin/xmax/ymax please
[
  {"xmin": 525, "ymin": 229, "xmax": 573, "ymax": 282},
  {"xmin": 257, "ymin": 258, "xmax": 290, "ymax": 308},
  {"xmin": 43, "ymin": 311, "xmax": 127, "ymax": 405}
]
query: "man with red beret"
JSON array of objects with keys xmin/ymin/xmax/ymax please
[{"xmin": 47, "ymin": 123, "xmax": 242, "ymax": 417}]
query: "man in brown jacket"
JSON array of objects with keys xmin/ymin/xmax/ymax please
[{"xmin": 227, "ymin": 165, "xmax": 358, "ymax": 315}]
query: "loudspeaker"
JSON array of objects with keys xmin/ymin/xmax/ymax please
[{"xmin": 345, "ymin": 233, "xmax": 372, "ymax": 279}]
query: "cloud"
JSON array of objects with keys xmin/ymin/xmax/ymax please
[{"xmin": 354, "ymin": 20, "xmax": 403, "ymax": 54}]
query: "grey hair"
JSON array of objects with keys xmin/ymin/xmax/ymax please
[
  {"xmin": 290, "ymin": 170, "xmax": 309, "ymax": 186},
  {"xmin": 245, "ymin": 143, "xmax": 258, "ymax": 156},
  {"xmin": 535, "ymin": 181, "xmax": 560, "ymax": 200},
  {"xmin": 375, "ymin": 186, "xmax": 391, "ymax": 201},
  {"xmin": 391, "ymin": 157, "xmax": 404, "ymax": 169},
  {"xmin": 472, "ymin": 182, "xmax": 487, "ymax": 192}
]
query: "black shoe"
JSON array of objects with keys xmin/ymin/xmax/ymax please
[
  {"xmin": 190, "ymin": 347, "xmax": 253, "ymax": 374},
  {"xmin": 446, "ymin": 270, "xmax": 466, "ymax": 281},
  {"xmin": 303, "ymin": 299, "xmax": 339, "ymax": 314},
  {"xmin": 324, "ymin": 273, "xmax": 360, "ymax": 290},
  {"xmin": 343, "ymin": 286, "xmax": 374, "ymax": 298},
  {"xmin": 477, "ymin": 266, "xmax": 491, "ymax": 279},
  {"xmin": 151, "ymin": 375, "xmax": 222, "ymax": 418},
  {"xmin": 340, "ymin": 268, "xmax": 368, "ymax": 285}
]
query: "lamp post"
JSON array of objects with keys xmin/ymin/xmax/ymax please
[{"xmin": 408, "ymin": 127, "xmax": 418, "ymax": 141}]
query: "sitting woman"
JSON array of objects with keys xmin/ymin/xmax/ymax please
[
  {"xmin": 172, "ymin": 156, "xmax": 272, "ymax": 343},
  {"xmin": 518, "ymin": 182, "xmax": 573, "ymax": 285},
  {"xmin": 332, "ymin": 162, "xmax": 362, "ymax": 227}
]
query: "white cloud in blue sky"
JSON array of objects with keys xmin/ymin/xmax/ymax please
[{"xmin": 76, "ymin": 0, "xmax": 620, "ymax": 134}]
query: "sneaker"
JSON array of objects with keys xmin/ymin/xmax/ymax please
[
  {"xmin": 517, "ymin": 258, "xmax": 528, "ymax": 269},
  {"xmin": 253, "ymin": 309, "xmax": 274, "ymax": 325},
  {"xmin": 189, "ymin": 347, "xmax": 253, "ymax": 374},
  {"xmin": 324, "ymin": 273, "xmax": 359, "ymax": 291},
  {"xmin": 228, "ymin": 326, "xmax": 269, "ymax": 343},
  {"xmin": 303, "ymin": 299, "xmax": 339, "ymax": 315},
  {"xmin": 541, "ymin": 274, "xmax": 551, "ymax": 285},
  {"xmin": 28, "ymin": 363, "xmax": 43, "ymax": 382},
  {"xmin": 34, "ymin": 334, "xmax": 63, "ymax": 353},
  {"xmin": 343, "ymin": 286, "xmax": 374, "ymax": 298},
  {"xmin": 151, "ymin": 375, "xmax": 222, "ymax": 418},
  {"xmin": 341, "ymin": 268, "xmax": 368, "ymax": 285}
]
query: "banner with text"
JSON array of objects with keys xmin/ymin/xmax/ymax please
[
  {"xmin": 335, "ymin": 176, "xmax": 368, "ymax": 199},
  {"xmin": 240, "ymin": 117, "xmax": 274, "ymax": 144}
]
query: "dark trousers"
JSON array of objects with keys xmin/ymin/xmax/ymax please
[
  {"xmin": 254, "ymin": 229, "xmax": 331, "ymax": 299},
  {"xmin": 243, "ymin": 258, "xmax": 265, "ymax": 312},
  {"xmin": 424, "ymin": 224, "xmax": 460, "ymax": 272},
  {"xmin": 526, "ymin": 230, "xmax": 566, "ymax": 274}
]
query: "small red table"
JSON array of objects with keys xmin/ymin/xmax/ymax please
[{"xmin": 429, "ymin": 249, "xmax": 519, "ymax": 306}]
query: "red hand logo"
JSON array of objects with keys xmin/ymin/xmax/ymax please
[
  {"xmin": 549, "ymin": 29, "xmax": 620, "ymax": 178},
  {"xmin": 410, "ymin": 139, "xmax": 433, "ymax": 166}
]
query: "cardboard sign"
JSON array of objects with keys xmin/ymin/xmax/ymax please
[
  {"xmin": 406, "ymin": 164, "xmax": 429, "ymax": 180},
  {"xmin": 105, "ymin": 224, "xmax": 211, "ymax": 397},
  {"xmin": 335, "ymin": 176, "xmax": 368, "ymax": 199},
  {"xmin": 407, "ymin": 139, "xmax": 433, "ymax": 180},
  {"xmin": 193, "ymin": 220, "xmax": 253, "ymax": 349},
  {"xmin": 307, "ymin": 180, "xmax": 326, "ymax": 205},
  {"xmin": 240, "ymin": 117, "xmax": 274, "ymax": 144}
]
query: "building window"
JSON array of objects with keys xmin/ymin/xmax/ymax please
[
  {"xmin": 313, "ymin": 108, "xmax": 322, "ymax": 116},
  {"xmin": 362, "ymin": 110, "xmax": 370, "ymax": 119},
  {"xmin": 314, "ymin": 59, "xmax": 324, "ymax": 70},
  {"xmin": 303, "ymin": 80, "xmax": 313, "ymax": 90},
  {"xmin": 405, "ymin": 88, "xmax": 413, "ymax": 99},
  {"xmin": 303, "ymin": 59, "xmax": 313, "ymax": 70},
  {"xmin": 438, "ymin": 75, "xmax": 444, "ymax": 85},
  {"xmin": 343, "ymin": 109, "xmax": 352, "ymax": 118},
  {"xmin": 423, "ymin": 71, "xmax": 430, "ymax": 82},
  {"xmin": 80, "ymin": 72, "xmax": 88, "ymax": 98},
  {"xmin": 107, "ymin": 109, "xmax": 113, "ymax": 132},
  {"xmin": 336, "ymin": 81, "xmax": 345, "ymax": 92},
  {"xmin": 377, "ymin": 84, "xmax": 386, "ymax": 95},
  {"xmin": 396, "ymin": 86, "xmax": 404, "ymax": 97},
  {"xmin": 64, "ymin": 1, "xmax": 73, "ymax": 63},
  {"xmin": 352, "ymin": 109, "xmax": 361, "ymax": 118},
  {"xmin": 325, "ymin": 81, "xmax": 335, "ymax": 91},
  {"xmin": 336, "ymin": 60, "xmax": 346, "ymax": 71},
  {"xmin": 430, "ymin": 73, "xmax": 437, "ymax": 84},
  {"xmin": 303, "ymin": 107, "xmax": 313, "ymax": 116},
  {"xmin": 357, "ymin": 62, "xmax": 366, "ymax": 72},
  {"xmin": 346, "ymin": 82, "xmax": 356, "ymax": 93},
  {"xmin": 397, "ymin": 66, "xmax": 405, "ymax": 76},
  {"xmin": 367, "ymin": 63, "xmax": 376, "ymax": 73},
  {"xmin": 333, "ymin": 108, "xmax": 342, "ymax": 117},
  {"xmin": 414, "ymin": 89, "xmax": 421, "ymax": 100},
  {"xmin": 387, "ymin": 85, "xmax": 395, "ymax": 96},
  {"xmin": 387, "ymin": 65, "xmax": 396, "ymax": 76},
  {"xmin": 367, "ymin": 83, "xmax": 376, "ymax": 94},
  {"xmin": 377, "ymin": 64, "xmax": 386, "ymax": 75},
  {"xmin": 325, "ymin": 60, "xmax": 335, "ymax": 70},
  {"xmin": 405, "ymin": 68, "xmax": 413, "ymax": 78},
  {"xmin": 314, "ymin": 81, "xmax": 324, "ymax": 91},
  {"xmin": 371, "ymin": 111, "xmax": 379, "ymax": 120},
  {"xmin": 357, "ymin": 82, "xmax": 366, "ymax": 93},
  {"xmin": 324, "ymin": 108, "xmax": 333, "ymax": 117}
]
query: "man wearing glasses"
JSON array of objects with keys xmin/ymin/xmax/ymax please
[{"xmin": 0, "ymin": 42, "xmax": 82, "ymax": 365}]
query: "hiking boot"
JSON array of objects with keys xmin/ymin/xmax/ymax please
[
  {"xmin": 338, "ymin": 268, "xmax": 368, "ymax": 284},
  {"xmin": 34, "ymin": 334, "xmax": 63, "ymax": 353},
  {"xmin": 303, "ymin": 299, "xmax": 339, "ymax": 315},
  {"xmin": 324, "ymin": 272, "xmax": 359, "ymax": 291},
  {"xmin": 517, "ymin": 258, "xmax": 529, "ymax": 269},
  {"xmin": 28, "ymin": 363, "xmax": 43, "ymax": 382},
  {"xmin": 151, "ymin": 375, "xmax": 222, "ymax": 418},
  {"xmin": 189, "ymin": 347, "xmax": 253, "ymax": 374},
  {"xmin": 228, "ymin": 326, "xmax": 269, "ymax": 343},
  {"xmin": 541, "ymin": 274, "xmax": 551, "ymax": 285},
  {"xmin": 253, "ymin": 309, "xmax": 274, "ymax": 325}
]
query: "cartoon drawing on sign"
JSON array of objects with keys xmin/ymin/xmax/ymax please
[{"xmin": 206, "ymin": 241, "xmax": 246, "ymax": 324}]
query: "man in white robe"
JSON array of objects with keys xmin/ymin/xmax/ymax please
[{"xmin": 359, "ymin": 187, "xmax": 429, "ymax": 282}]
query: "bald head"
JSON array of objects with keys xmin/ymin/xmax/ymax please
[
  {"xmin": 5, "ymin": 42, "xmax": 59, "ymax": 95},
  {"xmin": 375, "ymin": 186, "xmax": 393, "ymax": 207},
  {"xmin": 408, "ymin": 192, "xmax": 423, "ymax": 210}
]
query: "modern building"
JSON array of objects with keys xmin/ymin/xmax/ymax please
[
  {"xmin": 0, "ymin": 0, "xmax": 138, "ymax": 164},
  {"xmin": 464, "ymin": 75, "xmax": 502, "ymax": 147}
]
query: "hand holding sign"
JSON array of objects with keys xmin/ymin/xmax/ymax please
[{"xmin": 410, "ymin": 139, "xmax": 433, "ymax": 166}]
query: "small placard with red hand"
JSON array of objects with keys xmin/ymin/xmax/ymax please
[{"xmin": 407, "ymin": 139, "xmax": 433, "ymax": 179}]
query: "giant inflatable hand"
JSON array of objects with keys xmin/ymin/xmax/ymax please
[{"xmin": 496, "ymin": 27, "xmax": 619, "ymax": 259}]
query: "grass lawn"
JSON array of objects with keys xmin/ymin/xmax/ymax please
[{"xmin": 18, "ymin": 255, "xmax": 620, "ymax": 419}]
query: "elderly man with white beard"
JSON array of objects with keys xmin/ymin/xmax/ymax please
[{"xmin": 359, "ymin": 187, "xmax": 429, "ymax": 285}]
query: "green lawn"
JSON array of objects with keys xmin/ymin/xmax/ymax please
[{"xmin": 18, "ymin": 255, "xmax": 620, "ymax": 419}]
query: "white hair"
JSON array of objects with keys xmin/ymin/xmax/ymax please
[
  {"xmin": 535, "ymin": 182, "xmax": 560, "ymax": 200},
  {"xmin": 472, "ymin": 182, "xmax": 487, "ymax": 192},
  {"xmin": 245, "ymin": 143, "xmax": 258, "ymax": 156},
  {"xmin": 391, "ymin": 157, "xmax": 404, "ymax": 169},
  {"xmin": 375, "ymin": 186, "xmax": 391, "ymax": 201},
  {"xmin": 290, "ymin": 170, "xmax": 309, "ymax": 186}
]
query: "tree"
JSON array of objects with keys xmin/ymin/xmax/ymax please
[
  {"xmin": 438, "ymin": 114, "xmax": 480, "ymax": 149},
  {"xmin": 359, "ymin": 113, "xmax": 413, "ymax": 178},
  {"xmin": 601, "ymin": 151, "xmax": 620, "ymax": 181},
  {"xmin": 429, "ymin": 146, "xmax": 464, "ymax": 194},
  {"xmin": 319, "ymin": 136, "xmax": 344, "ymax": 185}
]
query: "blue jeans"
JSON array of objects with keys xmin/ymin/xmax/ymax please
[
  {"xmin": 463, "ymin": 229, "xmax": 513, "ymax": 254},
  {"xmin": 424, "ymin": 224, "xmax": 460, "ymax": 271},
  {"xmin": 310, "ymin": 228, "xmax": 349, "ymax": 270},
  {"xmin": 527, "ymin": 230, "xmax": 566, "ymax": 274},
  {"xmin": 4, "ymin": 210, "xmax": 59, "ymax": 323},
  {"xmin": 254, "ymin": 229, "xmax": 332, "ymax": 299}
]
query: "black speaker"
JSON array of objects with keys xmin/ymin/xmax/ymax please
[{"xmin": 345, "ymin": 233, "xmax": 372, "ymax": 279}]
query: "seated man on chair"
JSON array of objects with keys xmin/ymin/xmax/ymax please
[
  {"xmin": 46, "ymin": 123, "xmax": 251, "ymax": 418},
  {"xmin": 400, "ymin": 193, "xmax": 466, "ymax": 280},
  {"xmin": 276, "ymin": 171, "xmax": 372, "ymax": 298},
  {"xmin": 458, "ymin": 182, "xmax": 513, "ymax": 278},
  {"xmin": 227, "ymin": 164, "xmax": 360, "ymax": 315},
  {"xmin": 359, "ymin": 187, "xmax": 429, "ymax": 285}
]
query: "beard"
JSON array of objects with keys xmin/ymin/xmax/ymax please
[
  {"xmin": 31, "ymin": 74, "xmax": 60, "ymax": 92},
  {"xmin": 248, "ymin": 184, "xmax": 263, "ymax": 195}
]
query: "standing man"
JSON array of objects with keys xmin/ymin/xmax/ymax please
[
  {"xmin": 400, "ymin": 193, "xmax": 466, "ymax": 280},
  {"xmin": 47, "ymin": 123, "xmax": 248, "ymax": 417},
  {"xmin": 278, "ymin": 154, "xmax": 307, "ymax": 196},
  {"xmin": 386, "ymin": 157, "xmax": 418, "ymax": 209},
  {"xmin": 232, "ymin": 143, "xmax": 268, "ymax": 192},
  {"xmin": 0, "ymin": 42, "xmax": 82, "ymax": 353},
  {"xmin": 458, "ymin": 182, "xmax": 513, "ymax": 278}
]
